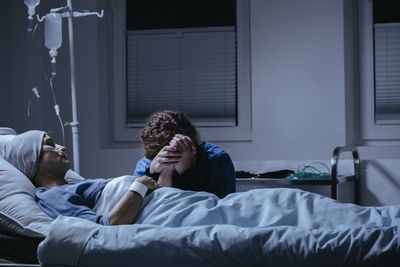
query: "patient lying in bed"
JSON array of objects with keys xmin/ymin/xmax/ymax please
[{"xmin": 2, "ymin": 130, "xmax": 159, "ymax": 225}]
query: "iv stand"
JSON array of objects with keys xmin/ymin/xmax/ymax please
[
  {"xmin": 61, "ymin": 1, "xmax": 103, "ymax": 173},
  {"xmin": 66, "ymin": 0, "xmax": 80, "ymax": 173}
]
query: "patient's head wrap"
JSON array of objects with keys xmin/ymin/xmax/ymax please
[{"xmin": 2, "ymin": 130, "xmax": 46, "ymax": 180}]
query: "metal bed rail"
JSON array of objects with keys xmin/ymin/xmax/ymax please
[{"xmin": 330, "ymin": 146, "xmax": 361, "ymax": 204}]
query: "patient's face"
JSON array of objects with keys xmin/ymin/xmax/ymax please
[{"xmin": 36, "ymin": 135, "xmax": 71, "ymax": 180}]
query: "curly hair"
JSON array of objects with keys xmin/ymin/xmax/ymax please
[{"xmin": 140, "ymin": 110, "xmax": 200, "ymax": 159}]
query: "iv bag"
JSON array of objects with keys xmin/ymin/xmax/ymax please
[
  {"xmin": 44, "ymin": 13, "xmax": 62, "ymax": 58},
  {"xmin": 24, "ymin": 0, "xmax": 40, "ymax": 20}
]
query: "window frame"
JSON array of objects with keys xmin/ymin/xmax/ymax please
[
  {"xmin": 359, "ymin": 0, "xmax": 400, "ymax": 141},
  {"xmin": 111, "ymin": 0, "xmax": 252, "ymax": 142},
  {"xmin": 125, "ymin": 26, "xmax": 238, "ymax": 127}
]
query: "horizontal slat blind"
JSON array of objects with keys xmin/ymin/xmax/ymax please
[
  {"xmin": 374, "ymin": 23, "xmax": 400, "ymax": 123},
  {"xmin": 126, "ymin": 27, "xmax": 237, "ymax": 126}
]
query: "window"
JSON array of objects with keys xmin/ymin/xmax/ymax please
[
  {"xmin": 359, "ymin": 0, "xmax": 400, "ymax": 141},
  {"xmin": 112, "ymin": 1, "xmax": 251, "ymax": 142}
]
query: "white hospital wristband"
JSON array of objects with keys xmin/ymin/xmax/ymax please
[{"xmin": 129, "ymin": 181, "xmax": 148, "ymax": 198}]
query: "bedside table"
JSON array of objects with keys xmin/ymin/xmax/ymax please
[{"xmin": 236, "ymin": 146, "xmax": 360, "ymax": 204}]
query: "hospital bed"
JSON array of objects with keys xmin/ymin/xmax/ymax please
[{"xmin": 1, "ymin": 128, "xmax": 399, "ymax": 266}]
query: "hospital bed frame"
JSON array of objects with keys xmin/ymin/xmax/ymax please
[{"xmin": 331, "ymin": 146, "xmax": 360, "ymax": 203}]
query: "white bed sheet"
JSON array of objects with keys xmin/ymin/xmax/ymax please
[{"xmin": 38, "ymin": 187, "xmax": 400, "ymax": 266}]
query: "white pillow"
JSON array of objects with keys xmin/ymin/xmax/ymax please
[
  {"xmin": 0, "ymin": 156, "xmax": 53, "ymax": 237},
  {"xmin": 0, "ymin": 134, "xmax": 15, "ymax": 156},
  {"xmin": 0, "ymin": 128, "xmax": 17, "ymax": 153},
  {"xmin": 0, "ymin": 127, "xmax": 17, "ymax": 135}
]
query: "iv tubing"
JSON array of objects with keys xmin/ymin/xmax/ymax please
[
  {"xmin": 49, "ymin": 76, "xmax": 66, "ymax": 146},
  {"xmin": 67, "ymin": 0, "xmax": 80, "ymax": 173}
]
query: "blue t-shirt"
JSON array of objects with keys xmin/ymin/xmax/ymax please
[
  {"xmin": 36, "ymin": 179, "xmax": 110, "ymax": 225},
  {"xmin": 134, "ymin": 141, "xmax": 235, "ymax": 198}
]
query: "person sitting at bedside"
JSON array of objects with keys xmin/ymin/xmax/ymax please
[{"xmin": 134, "ymin": 110, "xmax": 236, "ymax": 198}]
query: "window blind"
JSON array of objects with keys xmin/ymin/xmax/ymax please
[
  {"xmin": 126, "ymin": 27, "xmax": 237, "ymax": 126},
  {"xmin": 374, "ymin": 23, "xmax": 400, "ymax": 124}
]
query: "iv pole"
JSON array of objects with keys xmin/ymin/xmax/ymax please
[
  {"xmin": 64, "ymin": 1, "xmax": 103, "ymax": 173},
  {"xmin": 66, "ymin": 0, "xmax": 80, "ymax": 173}
]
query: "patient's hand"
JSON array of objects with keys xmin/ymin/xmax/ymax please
[
  {"xmin": 135, "ymin": 175, "xmax": 160, "ymax": 191},
  {"xmin": 169, "ymin": 134, "xmax": 196, "ymax": 176}
]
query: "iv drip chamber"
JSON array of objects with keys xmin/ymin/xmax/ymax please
[
  {"xmin": 44, "ymin": 13, "xmax": 62, "ymax": 58},
  {"xmin": 24, "ymin": 0, "xmax": 40, "ymax": 20}
]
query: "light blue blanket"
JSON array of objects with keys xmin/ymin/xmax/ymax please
[{"xmin": 38, "ymin": 188, "xmax": 400, "ymax": 266}]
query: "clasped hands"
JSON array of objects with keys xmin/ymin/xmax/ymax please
[{"xmin": 149, "ymin": 134, "xmax": 196, "ymax": 187}]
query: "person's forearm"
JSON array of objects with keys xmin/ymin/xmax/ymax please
[
  {"xmin": 107, "ymin": 191, "xmax": 143, "ymax": 225},
  {"xmin": 158, "ymin": 167, "xmax": 174, "ymax": 187}
]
